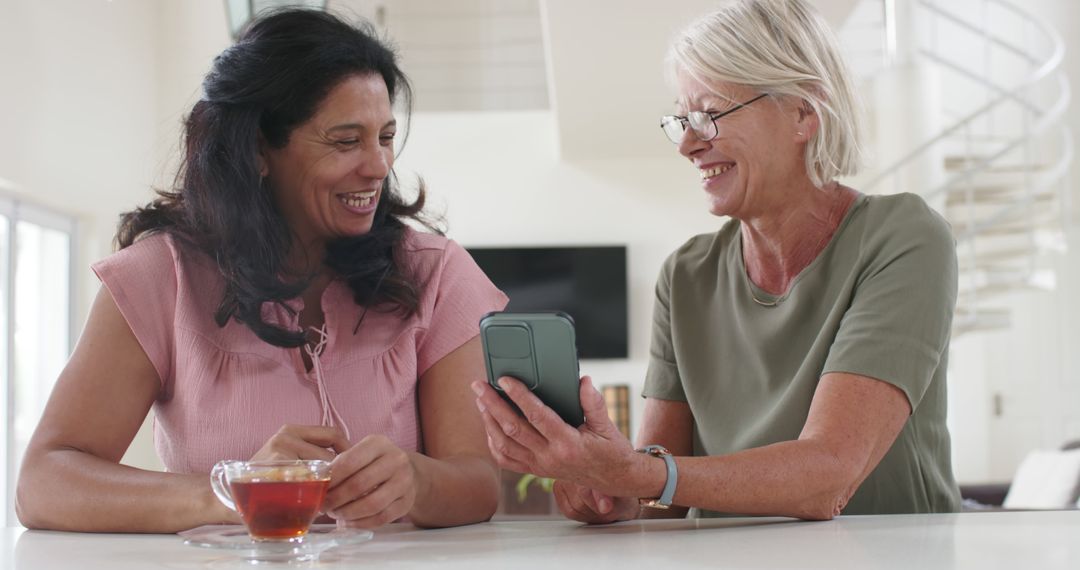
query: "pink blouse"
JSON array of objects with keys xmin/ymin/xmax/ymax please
[{"xmin": 93, "ymin": 230, "xmax": 507, "ymax": 474}]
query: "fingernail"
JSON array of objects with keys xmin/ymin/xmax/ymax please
[
  {"xmin": 476, "ymin": 399, "xmax": 486, "ymax": 413},
  {"xmin": 326, "ymin": 510, "xmax": 339, "ymax": 519},
  {"xmin": 498, "ymin": 377, "xmax": 510, "ymax": 390},
  {"xmin": 599, "ymin": 498, "xmax": 610, "ymax": 513},
  {"xmin": 470, "ymin": 382, "xmax": 484, "ymax": 396}
]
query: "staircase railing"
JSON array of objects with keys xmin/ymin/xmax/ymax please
[{"xmin": 860, "ymin": 0, "xmax": 1072, "ymax": 335}]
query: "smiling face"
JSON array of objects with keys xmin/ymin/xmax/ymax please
[
  {"xmin": 674, "ymin": 71, "xmax": 814, "ymax": 221},
  {"xmin": 262, "ymin": 73, "xmax": 396, "ymax": 256}
]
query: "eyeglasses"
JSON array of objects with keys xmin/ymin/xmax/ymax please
[{"xmin": 659, "ymin": 93, "xmax": 768, "ymax": 144}]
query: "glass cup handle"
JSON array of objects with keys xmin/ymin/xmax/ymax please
[{"xmin": 210, "ymin": 461, "xmax": 237, "ymax": 512}]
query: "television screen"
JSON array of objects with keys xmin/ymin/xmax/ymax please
[{"xmin": 467, "ymin": 246, "xmax": 628, "ymax": 359}]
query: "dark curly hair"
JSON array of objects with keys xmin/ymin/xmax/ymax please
[{"xmin": 115, "ymin": 9, "xmax": 438, "ymax": 348}]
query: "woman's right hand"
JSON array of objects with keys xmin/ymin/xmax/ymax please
[
  {"xmin": 249, "ymin": 424, "xmax": 351, "ymax": 462},
  {"xmin": 553, "ymin": 480, "xmax": 638, "ymax": 524}
]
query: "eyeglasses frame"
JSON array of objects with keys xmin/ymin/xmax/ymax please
[{"xmin": 660, "ymin": 93, "xmax": 769, "ymax": 144}]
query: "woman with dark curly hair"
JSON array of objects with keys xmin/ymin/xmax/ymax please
[{"xmin": 16, "ymin": 9, "xmax": 506, "ymax": 532}]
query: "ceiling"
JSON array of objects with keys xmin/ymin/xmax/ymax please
[
  {"xmin": 333, "ymin": 0, "xmax": 548, "ymax": 112},
  {"xmin": 329, "ymin": 0, "xmax": 864, "ymax": 158}
]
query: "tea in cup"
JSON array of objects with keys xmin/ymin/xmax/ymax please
[{"xmin": 210, "ymin": 460, "xmax": 332, "ymax": 541}]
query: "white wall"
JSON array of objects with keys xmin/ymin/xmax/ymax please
[
  {"xmin": 0, "ymin": 0, "xmax": 159, "ymax": 273},
  {"xmin": 0, "ymin": 0, "xmax": 163, "ymax": 473},
  {"xmin": 154, "ymin": 0, "xmax": 232, "ymax": 191}
]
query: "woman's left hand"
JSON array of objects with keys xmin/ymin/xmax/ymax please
[
  {"xmin": 471, "ymin": 375, "xmax": 640, "ymax": 496},
  {"xmin": 324, "ymin": 434, "xmax": 417, "ymax": 529}
]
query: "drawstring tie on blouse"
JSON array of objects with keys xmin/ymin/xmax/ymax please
[{"xmin": 304, "ymin": 324, "xmax": 351, "ymax": 441}]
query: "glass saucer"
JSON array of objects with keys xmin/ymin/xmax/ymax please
[{"xmin": 180, "ymin": 524, "xmax": 374, "ymax": 564}]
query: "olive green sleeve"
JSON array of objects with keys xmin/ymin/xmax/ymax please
[
  {"xmin": 822, "ymin": 202, "xmax": 958, "ymax": 410},
  {"xmin": 643, "ymin": 254, "xmax": 687, "ymax": 402}
]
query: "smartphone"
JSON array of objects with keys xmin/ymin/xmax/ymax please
[{"xmin": 479, "ymin": 311, "xmax": 585, "ymax": 427}]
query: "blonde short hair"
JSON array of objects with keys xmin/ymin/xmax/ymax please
[{"xmin": 667, "ymin": 0, "xmax": 862, "ymax": 188}]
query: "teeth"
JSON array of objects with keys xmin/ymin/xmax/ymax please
[
  {"xmin": 340, "ymin": 191, "xmax": 376, "ymax": 209},
  {"xmin": 700, "ymin": 164, "xmax": 734, "ymax": 179},
  {"xmin": 343, "ymin": 190, "xmax": 376, "ymax": 199},
  {"xmin": 342, "ymin": 197, "xmax": 372, "ymax": 208}
]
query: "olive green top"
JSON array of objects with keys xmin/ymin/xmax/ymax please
[{"xmin": 643, "ymin": 193, "xmax": 961, "ymax": 515}]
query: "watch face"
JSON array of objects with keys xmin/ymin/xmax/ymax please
[
  {"xmin": 638, "ymin": 498, "xmax": 670, "ymax": 509},
  {"xmin": 639, "ymin": 445, "xmax": 670, "ymax": 457}
]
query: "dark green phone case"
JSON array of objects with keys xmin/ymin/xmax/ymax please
[{"xmin": 479, "ymin": 311, "xmax": 585, "ymax": 427}]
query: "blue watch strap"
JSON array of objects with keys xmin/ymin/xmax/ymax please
[{"xmin": 638, "ymin": 444, "xmax": 677, "ymax": 508}]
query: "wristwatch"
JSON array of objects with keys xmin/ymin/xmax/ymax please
[{"xmin": 636, "ymin": 444, "xmax": 677, "ymax": 509}]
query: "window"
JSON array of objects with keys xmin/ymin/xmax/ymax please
[{"xmin": 0, "ymin": 192, "xmax": 76, "ymax": 527}]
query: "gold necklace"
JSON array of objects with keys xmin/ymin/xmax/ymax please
[{"xmin": 750, "ymin": 289, "xmax": 780, "ymax": 307}]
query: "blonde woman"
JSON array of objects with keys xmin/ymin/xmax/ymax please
[{"xmin": 473, "ymin": 0, "xmax": 960, "ymax": 522}]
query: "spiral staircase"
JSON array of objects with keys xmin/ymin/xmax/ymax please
[{"xmin": 843, "ymin": 0, "xmax": 1073, "ymax": 335}]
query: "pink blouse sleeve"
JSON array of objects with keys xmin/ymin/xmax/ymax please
[
  {"xmin": 416, "ymin": 239, "xmax": 508, "ymax": 375},
  {"xmin": 90, "ymin": 234, "xmax": 178, "ymax": 389}
]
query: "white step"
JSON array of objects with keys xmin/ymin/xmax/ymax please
[
  {"xmin": 953, "ymin": 215, "xmax": 1063, "ymax": 238},
  {"xmin": 958, "ymin": 267, "xmax": 1056, "ymax": 293},
  {"xmin": 944, "ymin": 155, "xmax": 1052, "ymax": 174},
  {"xmin": 945, "ymin": 199, "xmax": 1061, "ymax": 231},
  {"xmin": 957, "ymin": 246, "xmax": 1043, "ymax": 268},
  {"xmin": 955, "ymin": 228, "xmax": 1067, "ymax": 254},
  {"xmin": 944, "ymin": 185, "xmax": 1057, "ymax": 207},
  {"xmin": 952, "ymin": 307, "xmax": 1012, "ymax": 334}
]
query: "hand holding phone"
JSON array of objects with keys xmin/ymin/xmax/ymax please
[{"xmin": 479, "ymin": 311, "xmax": 585, "ymax": 427}]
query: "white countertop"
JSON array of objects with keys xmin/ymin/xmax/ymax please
[{"xmin": 5, "ymin": 510, "xmax": 1079, "ymax": 569}]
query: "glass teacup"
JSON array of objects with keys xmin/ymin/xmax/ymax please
[{"xmin": 210, "ymin": 459, "xmax": 332, "ymax": 542}]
